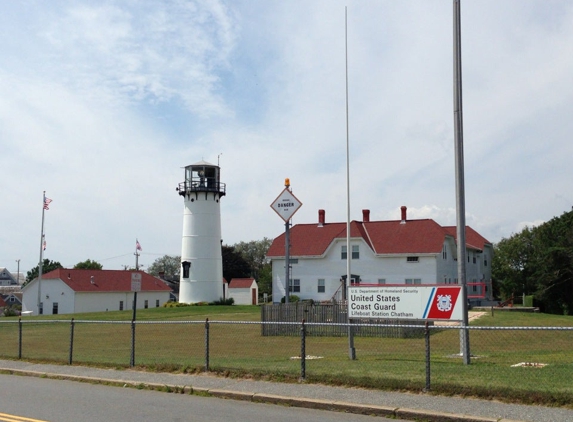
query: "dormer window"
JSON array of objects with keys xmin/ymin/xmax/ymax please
[{"xmin": 342, "ymin": 245, "xmax": 360, "ymax": 259}]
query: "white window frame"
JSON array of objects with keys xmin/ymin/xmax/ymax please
[{"xmin": 317, "ymin": 279, "xmax": 325, "ymax": 293}]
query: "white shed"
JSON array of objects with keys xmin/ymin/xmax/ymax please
[{"xmin": 228, "ymin": 278, "xmax": 258, "ymax": 305}]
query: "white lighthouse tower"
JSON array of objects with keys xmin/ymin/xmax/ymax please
[{"xmin": 176, "ymin": 160, "xmax": 225, "ymax": 303}]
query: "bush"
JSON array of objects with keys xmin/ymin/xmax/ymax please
[
  {"xmin": 163, "ymin": 302, "xmax": 192, "ymax": 308},
  {"xmin": 210, "ymin": 297, "xmax": 235, "ymax": 306},
  {"xmin": 280, "ymin": 295, "xmax": 300, "ymax": 303},
  {"xmin": 3, "ymin": 306, "xmax": 20, "ymax": 317}
]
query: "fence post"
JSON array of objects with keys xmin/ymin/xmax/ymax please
[
  {"xmin": 300, "ymin": 319, "xmax": 306, "ymax": 380},
  {"xmin": 18, "ymin": 317, "xmax": 22, "ymax": 359},
  {"xmin": 69, "ymin": 318, "xmax": 75, "ymax": 365},
  {"xmin": 424, "ymin": 321, "xmax": 431, "ymax": 391},
  {"xmin": 205, "ymin": 318, "xmax": 210, "ymax": 372}
]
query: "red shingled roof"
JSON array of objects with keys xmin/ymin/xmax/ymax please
[
  {"xmin": 267, "ymin": 218, "xmax": 490, "ymax": 257},
  {"xmin": 229, "ymin": 278, "xmax": 256, "ymax": 289},
  {"xmin": 40, "ymin": 269, "xmax": 172, "ymax": 292},
  {"xmin": 443, "ymin": 226, "xmax": 489, "ymax": 252}
]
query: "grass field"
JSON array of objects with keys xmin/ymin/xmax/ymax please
[{"xmin": 1, "ymin": 306, "xmax": 572, "ymax": 407}]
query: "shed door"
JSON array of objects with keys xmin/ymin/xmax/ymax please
[{"xmin": 251, "ymin": 288, "xmax": 257, "ymax": 305}]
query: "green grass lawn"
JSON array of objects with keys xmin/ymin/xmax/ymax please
[{"xmin": 1, "ymin": 306, "xmax": 572, "ymax": 407}]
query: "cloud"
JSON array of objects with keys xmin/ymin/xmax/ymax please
[
  {"xmin": 37, "ymin": 1, "xmax": 238, "ymax": 116},
  {"xmin": 1, "ymin": 0, "xmax": 573, "ymax": 275}
]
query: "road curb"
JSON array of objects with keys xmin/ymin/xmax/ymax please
[{"xmin": 0, "ymin": 367, "xmax": 527, "ymax": 422}]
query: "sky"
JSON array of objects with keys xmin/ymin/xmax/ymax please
[{"xmin": 1, "ymin": 0, "xmax": 572, "ymax": 276}]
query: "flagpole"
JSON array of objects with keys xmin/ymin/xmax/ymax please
[
  {"xmin": 345, "ymin": 6, "xmax": 356, "ymax": 360},
  {"xmin": 37, "ymin": 191, "xmax": 47, "ymax": 315}
]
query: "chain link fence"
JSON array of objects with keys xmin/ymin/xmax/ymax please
[{"xmin": 0, "ymin": 318, "xmax": 571, "ymax": 405}]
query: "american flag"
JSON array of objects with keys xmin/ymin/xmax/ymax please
[
  {"xmin": 43, "ymin": 197, "xmax": 52, "ymax": 210},
  {"xmin": 136, "ymin": 240, "xmax": 142, "ymax": 251},
  {"xmin": 43, "ymin": 235, "xmax": 46, "ymax": 251}
]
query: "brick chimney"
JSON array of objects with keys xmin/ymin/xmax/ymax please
[
  {"xmin": 400, "ymin": 206, "xmax": 407, "ymax": 224},
  {"xmin": 318, "ymin": 209, "xmax": 325, "ymax": 227},
  {"xmin": 362, "ymin": 209, "xmax": 370, "ymax": 222}
]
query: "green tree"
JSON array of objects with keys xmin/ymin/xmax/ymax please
[
  {"xmin": 74, "ymin": 259, "xmax": 103, "ymax": 270},
  {"xmin": 233, "ymin": 238, "xmax": 272, "ymax": 280},
  {"xmin": 256, "ymin": 263, "xmax": 272, "ymax": 298},
  {"xmin": 222, "ymin": 245, "xmax": 251, "ymax": 282},
  {"xmin": 147, "ymin": 255, "xmax": 181, "ymax": 281},
  {"xmin": 233, "ymin": 238, "xmax": 273, "ymax": 297},
  {"xmin": 492, "ymin": 227, "xmax": 536, "ymax": 301},
  {"xmin": 25, "ymin": 259, "xmax": 63, "ymax": 284},
  {"xmin": 492, "ymin": 209, "xmax": 573, "ymax": 314},
  {"xmin": 530, "ymin": 210, "xmax": 573, "ymax": 314}
]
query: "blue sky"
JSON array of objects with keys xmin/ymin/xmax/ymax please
[{"xmin": 1, "ymin": 0, "xmax": 572, "ymax": 275}]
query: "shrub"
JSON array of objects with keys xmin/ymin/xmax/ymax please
[
  {"xmin": 3, "ymin": 306, "xmax": 19, "ymax": 317},
  {"xmin": 281, "ymin": 295, "xmax": 300, "ymax": 303},
  {"xmin": 210, "ymin": 297, "xmax": 235, "ymax": 306}
]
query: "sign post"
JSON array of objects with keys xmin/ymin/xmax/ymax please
[{"xmin": 270, "ymin": 179, "xmax": 302, "ymax": 304}]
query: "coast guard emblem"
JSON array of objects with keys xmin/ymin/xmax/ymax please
[{"xmin": 436, "ymin": 294, "xmax": 452, "ymax": 312}]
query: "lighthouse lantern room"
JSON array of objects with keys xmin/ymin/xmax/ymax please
[{"xmin": 176, "ymin": 160, "xmax": 226, "ymax": 304}]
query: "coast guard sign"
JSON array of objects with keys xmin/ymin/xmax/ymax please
[{"xmin": 348, "ymin": 285, "xmax": 463, "ymax": 321}]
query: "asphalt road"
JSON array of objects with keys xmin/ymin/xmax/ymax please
[{"xmin": 0, "ymin": 375, "xmax": 405, "ymax": 422}]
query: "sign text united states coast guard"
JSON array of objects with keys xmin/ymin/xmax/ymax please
[{"xmin": 348, "ymin": 285, "xmax": 463, "ymax": 320}]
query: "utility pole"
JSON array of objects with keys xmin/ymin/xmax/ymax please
[{"xmin": 15, "ymin": 259, "xmax": 20, "ymax": 285}]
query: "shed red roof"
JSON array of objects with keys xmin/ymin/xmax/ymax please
[
  {"xmin": 229, "ymin": 278, "xmax": 256, "ymax": 289},
  {"xmin": 267, "ymin": 217, "xmax": 490, "ymax": 258},
  {"xmin": 40, "ymin": 269, "xmax": 172, "ymax": 293}
]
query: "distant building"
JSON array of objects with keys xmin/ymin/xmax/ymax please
[
  {"xmin": 228, "ymin": 278, "xmax": 259, "ymax": 305},
  {"xmin": 22, "ymin": 269, "xmax": 172, "ymax": 315},
  {"xmin": 0, "ymin": 268, "xmax": 19, "ymax": 287},
  {"xmin": 267, "ymin": 206, "xmax": 493, "ymax": 304}
]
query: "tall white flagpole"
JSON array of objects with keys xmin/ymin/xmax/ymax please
[{"xmin": 345, "ymin": 6, "xmax": 356, "ymax": 360}]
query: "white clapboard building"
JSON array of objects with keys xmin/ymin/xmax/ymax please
[
  {"xmin": 22, "ymin": 269, "xmax": 172, "ymax": 315},
  {"xmin": 266, "ymin": 207, "xmax": 493, "ymax": 304}
]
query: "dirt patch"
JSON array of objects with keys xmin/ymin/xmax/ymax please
[{"xmin": 434, "ymin": 311, "xmax": 487, "ymax": 326}]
